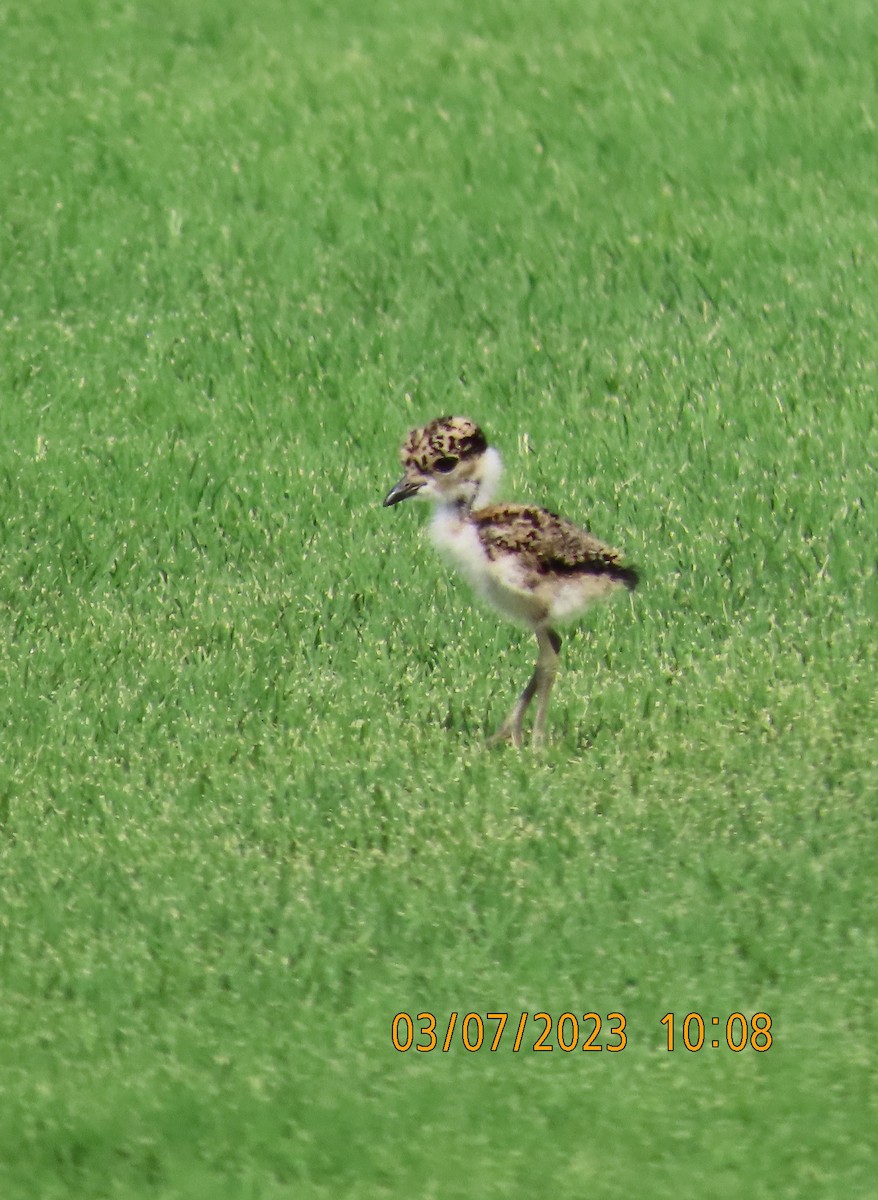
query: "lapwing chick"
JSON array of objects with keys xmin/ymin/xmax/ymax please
[{"xmin": 383, "ymin": 416, "xmax": 638, "ymax": 749}]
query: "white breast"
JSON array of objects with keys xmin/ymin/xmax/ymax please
[
  {"xmin": 429, "ymin": 507, "xmax": 547, "ymax": 626},
  {"xmin": 430, "ymin": 507, "xmax": 489, "ymax": 581}
]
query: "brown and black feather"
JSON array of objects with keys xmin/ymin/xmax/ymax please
[{"xmin": 472, "ymin": 504, "xmax": 639, "ymax": 589}]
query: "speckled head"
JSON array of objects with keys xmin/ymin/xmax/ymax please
[
  {"xmin": 400, "ymin": 416, "xmax": 488, "ymax": 469},
  {"xmin": 383, "ymin": 416, "xmax": 501, "ymax": 509}
]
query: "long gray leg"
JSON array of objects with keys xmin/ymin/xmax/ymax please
[
  {"xmin": 487, "ymin": 663, "xmax": 540, "ymax": 749},
  {"xmin": 488, "ymin": 627, "xmax": 561, "ymax": 750},
  {"xmin": 531, "ymin": 628, "xmax": 561, "ymax": 750}
]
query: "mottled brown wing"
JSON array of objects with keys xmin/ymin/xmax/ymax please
[{"xmin": 473, "ymin": 504, "xmax": 638, "ymax": 587}]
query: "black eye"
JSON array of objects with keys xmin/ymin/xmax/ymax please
[{"xmin": 435, "ymin": 456, "xmax": 459, "ymax": 473}]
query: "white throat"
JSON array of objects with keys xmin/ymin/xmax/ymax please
[{"xmin": 472, "ymin": 446, "xmax": 502, "ymax": 508}]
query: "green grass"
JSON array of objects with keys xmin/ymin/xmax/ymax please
[{"xmin": 1, "ymin": 0, "xmax": 877, "ymax": 1195}]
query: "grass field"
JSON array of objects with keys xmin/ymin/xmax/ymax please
[{"xmin": 1, "ymin": 0, "xmax": 877, "ymax": 1195}]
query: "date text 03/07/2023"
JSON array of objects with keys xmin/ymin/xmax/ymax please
[{"xmin": 391, "ymin": 1012, "xmax": 773, "ymax": 1054}]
